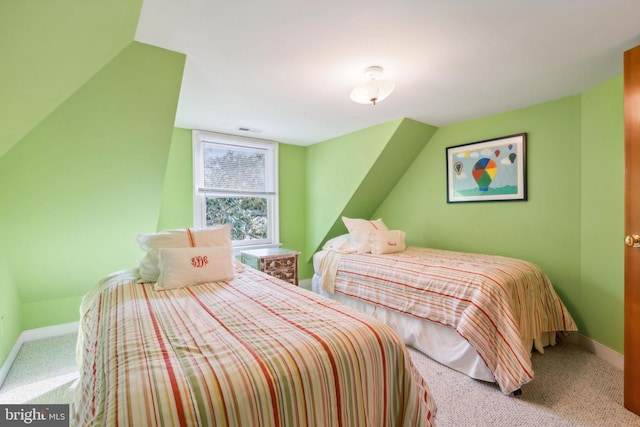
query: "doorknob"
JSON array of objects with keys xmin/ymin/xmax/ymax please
[{"xmin": 625, "ymin": 234, "xmax": 640, "ymax": 247}]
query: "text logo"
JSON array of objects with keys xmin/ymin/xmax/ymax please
[{"xmin": 1, "ymin": 404, "xmax": 69, "ymax": 426}]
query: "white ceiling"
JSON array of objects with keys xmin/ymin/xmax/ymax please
[{"xmin": 135, "ymin": 0, "xmax": 640, "ymax": 146}]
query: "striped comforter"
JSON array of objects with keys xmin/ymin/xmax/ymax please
[
  {"xmin": 316, "ymin": 247, "xmax": 577, "ymax": 394},
  {"xmin": 73, "ymin": 268, "xmax": 436, "ymax": 426}
]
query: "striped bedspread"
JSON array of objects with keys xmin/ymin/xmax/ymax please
[
  {"xmin": 73, "ymin": 268, "xmax": 435, "ymax": 426},
  {"xmin": 316, "ymin": 247, "xmax": 577, "ymax": 394}
]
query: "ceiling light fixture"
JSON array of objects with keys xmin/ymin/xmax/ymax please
[{"xmin": 350, "ymin": 66, "xmax": 396, "ymax": 106}]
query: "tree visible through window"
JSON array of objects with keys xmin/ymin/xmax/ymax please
[
  {"xmin": 193, "ymin": 131, "xmax": 278, "ymax": 247},
  {"xmin": 205, "ymin": 197, "xmax": 267, "ymax": 240}
]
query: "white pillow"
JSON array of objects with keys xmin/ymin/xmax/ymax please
[
  {"xmin": 155, "ymin": 246, "xmax": 235, "ymax": 290},
  {"xmin": 322, "ymin": 234, "xmax": 356, "ymax": 253},
  {"xmin": 369, "ymin": 229, "xmax": 406, "ymax": 255},
  {"xmin": 137, "ymin": 224, "xmax": 232, "ymax": 282},
  {"xmin": 342, "ymin": 217, "xmax": 388, "ymax": 253}
]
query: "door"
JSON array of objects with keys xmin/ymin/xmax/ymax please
[{"xmin": 624, "ymin": 43, "xmax": 640, "ymax": 416}]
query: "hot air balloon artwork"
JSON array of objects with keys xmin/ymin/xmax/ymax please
[
  {"xmin": 472, "ymin": 158, "xmax": 497, "ymax": 191},
  {"xmin": 446, "ymin": 133, "xmax": 527, "ymax": 203}
]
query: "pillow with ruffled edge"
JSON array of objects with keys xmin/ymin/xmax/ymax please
[
  {"xmin": 155, "ymin": 246, "xmax": 235, "ymax": 290},
  {"xmin": 322, "ymin": 234, "xmax": 357, "ymax": 253},
  {"xmin": 369, "ymin": 229, "xmax": 406, "ymax": 255},
  {"xmin": 341, "ymin": 217, "xmax": 388, "ymax": 253},
  {"xmin": 137, "ymin": 224, "xmax": 232, "ymax": 282}
]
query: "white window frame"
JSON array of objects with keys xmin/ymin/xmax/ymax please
[{"xmin": 192, "ymin": 130, "xmax": 279, "ymax": 250}]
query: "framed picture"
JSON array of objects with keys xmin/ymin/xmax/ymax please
[{"xmin": 446, "ymin": 133, "xmax": 527, "ymax": 203}]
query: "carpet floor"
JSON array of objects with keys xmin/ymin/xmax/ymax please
[
  {"xmin": 1, "ymin": 333, "xmax": 639, "ymax": 426},
  {"xmin": 408, "ymin": 343, "xmax": 640, "ymax": 426}
]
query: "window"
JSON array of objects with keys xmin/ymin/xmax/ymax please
[{"xmin": 193, "ymin": 131, "xmax": 279, "ymax": 248}]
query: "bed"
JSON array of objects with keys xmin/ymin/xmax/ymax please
[
  {"xmin": 72, "ymin": 265, "xmax": 436, "ymax": 426},
  {"xmin": 312, "ymin": 237, "xmax": 577, "ymax": 395}
]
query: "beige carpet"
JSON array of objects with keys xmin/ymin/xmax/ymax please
[
  {"xmin": 0, "ymin": 333, "xmax": 78, "ymax": 405},
  {"xmin": 1, "ymin": 333, "xmax": 639, "ymax": 426},
  {"xmin": 410, "ymin": 342, "xmax": 640, "ymax": 426}
]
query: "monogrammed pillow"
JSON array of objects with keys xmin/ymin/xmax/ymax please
[
  {"xmin": 369, "ymin": 229, "xmax": 406, "ymax": 255},
  {"xmin": 137, "ymin": 224, "xmax": 232, "ymax": 282},
  {"xmin": 155, "ymin": 246, "xmax": 235, "ymax": 290}
]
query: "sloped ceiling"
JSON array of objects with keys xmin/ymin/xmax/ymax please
[
  {"xmin": 0, "ymin": 0, "xmax": 144, "ymax": 158},
  {"xmin": 304, "ymin": 118, "xmax": 438, "ymax": 259}
]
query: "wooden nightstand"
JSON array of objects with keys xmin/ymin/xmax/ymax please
[{"xmin": 240, "ymin": 248, "xmax": 299, "ymax": 286}]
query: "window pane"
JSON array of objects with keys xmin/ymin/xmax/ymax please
[
  {"xmin": 205, "ymin": 196, "xmax": 268, "ymax": 241},
  {"xmin": 203, "ymin": 147, "xmax": 266, "ymax": 192},
  {"xmin": 193, "ymin": 131, "xmax": 278, "ymax": 246}
]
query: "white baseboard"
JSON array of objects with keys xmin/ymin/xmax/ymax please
[
  {"xmin": 0, "ymin": 321, "xmax": 79, "ymax": 389},
  {"xmin": 570, "ymin": 332, "xmax": 624, "ymax": 371},
  {"xmin": 0, "ymin": 339, "xmax": 23, "ymax": 391}
]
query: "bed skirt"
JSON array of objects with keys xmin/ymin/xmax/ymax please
[{"xmin": 312, "ymin": 274, "xmax": 496, "ymax": 382}]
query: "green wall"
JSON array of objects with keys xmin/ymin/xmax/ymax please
[
  {"xmin": 0, "ymin": 42, "xmax": 185, "ymax": 335},
  {"xmin": 157, "ymin": 128, "xmax": 195, "ymax": 231},
  {"xmin": 579, "ymin": 76, "xmax": 624, "ymax": 351},
  {"xmin": 278, "ymin": 144, "xmax": 310, "ymax": 277},
  {"xmin": 0, "ymin": 256, "xmax": 21, "ymax": 367},
  {"xmin": 304, "ymin": 118, "xmax": 438, "ymax": 260},
  {"xmin": 305, "ymin": 119, "xmax": 400, "ymax": 256}
]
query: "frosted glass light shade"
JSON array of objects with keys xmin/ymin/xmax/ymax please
[
  {"xmin": 350, "ymin": 66, "xmax": 395, "ymax": 105},
  {"xmin": 350, "ymin": 79, "xmax": 396, "ymax": 105}
]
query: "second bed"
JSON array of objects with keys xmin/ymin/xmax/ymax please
[{"xmin": 313, "ymin": 245, "xmax": 577, "ymax": 395}]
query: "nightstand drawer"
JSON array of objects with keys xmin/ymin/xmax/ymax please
[{"xmin": 240, "ymin": 248, "xmax": 299, "ymax": 286}]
